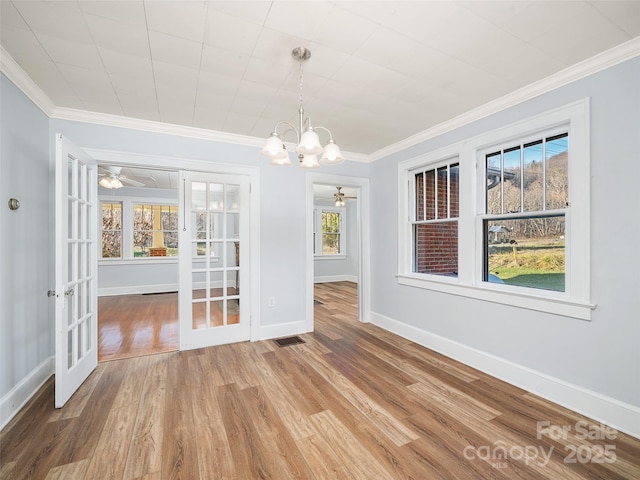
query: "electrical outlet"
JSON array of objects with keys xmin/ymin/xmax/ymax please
[{"xmin": 268, "ymin": 296, "xmax": 276, "ymax": 307}]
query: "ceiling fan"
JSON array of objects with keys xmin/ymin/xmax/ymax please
[
  {"xmin": 334, "ymin": 186, "xmax": 357, "ymax": 206},
  {"xmin": 98, "ymin": 166, "xmax": 147, "ymax": 189}
]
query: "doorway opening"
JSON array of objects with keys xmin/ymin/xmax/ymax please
[
  {"xmin": 309, "ymin": 178, "xmax": 369, "ymax": 331},
  {"xmin": 97, "ymin": 164, "xmax": 180, "ymax": 361}
]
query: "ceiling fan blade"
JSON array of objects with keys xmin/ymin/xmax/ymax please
[
  {"xmin": 334, "ymin": 187, "xmax": 357, "ymax": 200},
  {"xmin": 99, "ymin": 166, "xmax": 122, "ymax": 175},
  {"xmin": 119, "ymin": 177, "xmax": 145, "ymax": 187}
]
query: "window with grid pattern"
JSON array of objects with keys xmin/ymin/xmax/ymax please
[{"xmin": 411, "ymin": 161, "xmax": 459, "ymax": 277}]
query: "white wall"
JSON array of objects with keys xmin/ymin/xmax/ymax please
[
  {"xmin": 369, "ymin": 57, "xmax": 640, "ymax": 436},
  {"xmin": 313, "ymin": 198, "xmax": 359, "ymax": 283},
  {"xmin": 0, "ymin": 74, "xmax": 52, "ymax": 424}
]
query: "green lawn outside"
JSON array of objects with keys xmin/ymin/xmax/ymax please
[
  {"xmin": 488, "ymin": 240, "xmax": 565, "ymax": 292},
  {"xmin": 493, "ymin": 268, "xmax": 565, "ymax": 291}
]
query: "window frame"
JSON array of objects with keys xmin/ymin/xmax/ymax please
[
  {"xmin": 99, "ymin": 195, "xmax": 179, "ymax": 264},
  {"xmin": 131, "ymin": 203, "xmax": 179, "ymax": 258},
  {"xmin": 397, "ymin": 99, "xmax": 594, "ymax": 320},
  {"xmin": 100, "ymin": 201, "xmax": 123, "ymax": 259},
  {"xmin": 409, "ymin": 158, "xmax": 460, "ymax": 277},
  {"xmin": 314, "ymin": 205, "xmax": 347, "ymax": 258},
  {"xmin": 478, "ymin": 128, "xmax": 569, "ymax": 291}
]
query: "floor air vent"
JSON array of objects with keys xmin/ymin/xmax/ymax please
[{"xmin": 273, "ymin": 336, "xmax": 306, "ymax": 347}]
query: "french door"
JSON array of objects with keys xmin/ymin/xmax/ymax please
[
  {"xmin": 54, "ymin": 134, "xmax": 98, "ymax": 407},
  {"xmin": 179, "ymin": 172, "xmax": 250, "ymax": 349}
]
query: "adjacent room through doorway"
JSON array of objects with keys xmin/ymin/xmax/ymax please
[
  {"xmin": 312, "ymin": 183, "xmax": 361, "ymax": 324},
  {"xmin": 97, "ymin": 164, "xmax": 180, "ymax": 361}
]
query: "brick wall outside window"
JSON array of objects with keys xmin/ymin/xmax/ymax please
[{"xmin": 413, "ymin": 163, "xmax": 459, "ymax": 276}]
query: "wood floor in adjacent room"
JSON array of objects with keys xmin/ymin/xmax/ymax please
[
  {"xmin": 98, "ymin": 292, "xmax": 179, "ymax": 362},
  {"xmin": 2, "ymin": 281, "xmax": 639, "ymax": 479}
]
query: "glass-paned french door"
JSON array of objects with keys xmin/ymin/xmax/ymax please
[
  {"xmin": 55, "ymin": 134, "xmax": 98, "ymax": 408},
  {"xmin": 179, "ymin": 172, "xmax": 250, "ymax": 349}
]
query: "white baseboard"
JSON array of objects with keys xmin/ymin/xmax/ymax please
[
  {"xmin": 370, "ymin": 311, "xmax": 640, "ymax": 439},
  {"xmin": 98, "ymin": 283, "xmax": 178, "ymax": 296},
  {"xmin": 98, "ymin": 280, "xmax": 237, "ymax": 297},
  {"xmin": 0, "ymin": 356, "xmax": 54, "ymax": 431},
  {"xmin": 258, "ymin": 320, "xmax": 309, "ymax": 341},
  {"xmin": 314, "ymin": 275, "xmax": 358, "ymax": 284}
]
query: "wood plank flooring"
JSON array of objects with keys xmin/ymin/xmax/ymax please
[
  {"xmin": 98, "ymin": 288, "xmax": 239, "ymax": 362},
  {"xmin": 3, "ymin": 281, "xmax": 640, "ymax": 479},
  {"xmin": 98, "ymin": 292, "xmax": 179, "ymax": 361}
]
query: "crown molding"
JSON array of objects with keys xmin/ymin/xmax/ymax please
[
  {"xmin": 3, "ymin": 36, "xmax": 638, "ymax": 165},
  {"xmin": 368, "ymin": 36, "xmax": 640, "ymax": 162},
  {"xmin": 0, "ymin": 46, "xmax": 55, "ymax": 115},
  {"xmin": 50, "ymin": 107, "xmax": 369, "ymax": 163},
  {"xmin": 52, "ymin": 106, "xmax": 267, "ymax": 148}
]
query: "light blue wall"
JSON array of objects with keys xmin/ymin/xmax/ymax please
[
  {"xmin": 369, "ymin": 57, "xmax": 640, "ymax": 408},
  {"xmin": 0, "ymin": 74, "xmax": 51, "ymax": 398}
]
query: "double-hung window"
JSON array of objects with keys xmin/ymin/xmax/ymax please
[
  {"xmin": 133, "ymin": 204, "xmax": 178, "ymax": 257},
  {"xmin": 411, "ymin": 160, "xmax": 459, "ymax": 277},
  {"xmin": 314, "ymin": 207, "xmax": 346, "ymax": 256},
  {"xmin": 398, "ymin": 99, "xmax": 592, "ymax": 319},
  {"xmin": 101, "ymin": 202, "xmax": 122, "ymax": 258},
  {"xmin": 100, "ymin": 200, "xmax": 178, "ymax": 260},
  {"xmin": 481, "ymin": 131, "xmax": 568, "ymax": 292}
]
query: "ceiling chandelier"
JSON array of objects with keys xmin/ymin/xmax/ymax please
[{"xmin": 260, "ymin": 47, "xmax": 344, "ymax": 168}]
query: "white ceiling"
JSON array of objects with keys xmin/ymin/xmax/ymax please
[
  {"xmin": 313, "ymin": 184, "xmax": 357, "ymax": 201},
  {"xmin": 2, "ymin": 1, "xmax": 639, "ymax": 156},
  {"xmin": 98, "ymin": 164, "xmax": 178, "ymax": 190},
  {"xmin": 99, "ymin": 166, "xmax": 356, "ymax": 196}
]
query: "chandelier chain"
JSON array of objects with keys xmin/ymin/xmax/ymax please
[{"xmin": 298, "ymin": 58, "xmax": 304, "ymax": 110}]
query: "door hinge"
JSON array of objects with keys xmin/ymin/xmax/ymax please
[{"xmin": 47, "ymin": 290, "xmax": 58, "ymax": 298}]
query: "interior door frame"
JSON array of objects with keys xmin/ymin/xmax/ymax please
[
  {"xmin": 85, "ymin": 148, "xmax": 262, "ymax": 344},
  {"xmin": 305, "ymin": 173, "xmax": 371, "ymax": 332}
]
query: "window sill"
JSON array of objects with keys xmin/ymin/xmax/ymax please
[
  {"xmin": 396, "ymin": 273, "xmax": 595, "ymax": 320},
  {"xmin": 314, "ymin": 255, "xmax": 347, "ymax": 260},
  {"xmin": 99, "ymin": 258, "xmax": 178, "ymax": 266}
]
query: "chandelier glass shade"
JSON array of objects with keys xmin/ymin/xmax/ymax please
[{"xmin": 260, "ymin": 48, "xmax": 344, "ymax": 168}]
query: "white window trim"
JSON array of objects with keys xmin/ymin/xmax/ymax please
[
  {"xmin": 397, "ymin": 99, "xmax": 594, "ymax": 320},
  {"xmin": 314, "ymin": 205, "xmax": 347, "ymax": 258}
]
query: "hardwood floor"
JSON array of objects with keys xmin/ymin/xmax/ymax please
[
  {"xmin": 3, "ymin": 281, "xmax": 639, "ymax": 479},
  {"xmin": 98, "ymin": 292, "xmax": 179, "ymax": 361},
  {"xmin": 98, "ymin": 288, "xmax": 240, "ymax": 362}
]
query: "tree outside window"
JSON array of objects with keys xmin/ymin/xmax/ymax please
[
  {"xmin": 101, "ymin": 202, "xmax": 122, "ymax": 258},
  {"xmin": 322, "ymin": 211, "xmax": 341, "ymax": 254},
  {"xmin": 133, "ymin": 204, "xmax": 179, "ymax": 257},
  {"xmin": 314, "ymin": 207, "xmax": 346, "ymax": 256}
]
